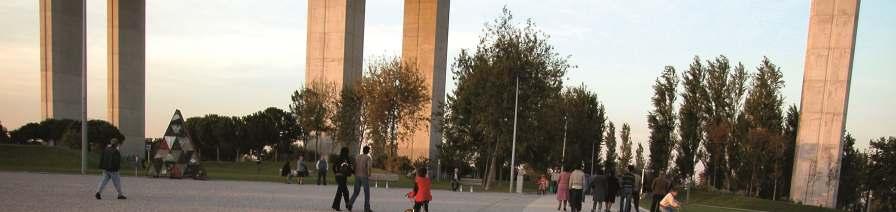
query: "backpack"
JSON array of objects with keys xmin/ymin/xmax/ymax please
[{"xmin": 339, "ymin": 159, "xmax": 353, "ymax": 176}]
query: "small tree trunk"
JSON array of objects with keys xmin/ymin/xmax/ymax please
[
  {"xmin": 216, "ymin": 144, "xmax": 220, "ymax": 162},
  {"xmin": 484, "ymin": 150, "xmax": 497, "ymax": 190},
  {"xmin": 773, "ymin": 177, "xmax": 778, "ymax": 201}
]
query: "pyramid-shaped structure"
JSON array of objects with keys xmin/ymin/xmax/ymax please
[{"xmin": 156, "ymin": 109, "xmax": 195, "ymax": 163}]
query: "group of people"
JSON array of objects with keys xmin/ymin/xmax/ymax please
[
  {"xmin": 549, "ymin": 163, "xmax": 681, "ymax": 212},
  {"xmin": 329, "ymin": 145, "xmax": 433, "ymax": 212},
  {"xmin": 281, "ymin": 154, "xmax": 329, "ymax": 185}
]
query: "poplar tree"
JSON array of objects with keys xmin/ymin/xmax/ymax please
[
  {"xmin": 618, "ymin": 123, "xmax": 633, "ymax": 169},
  {"xmin": 647, "ymin": 66, "xmax": 678, "ymax": 176},
  {"xmin": 676, "ymin": 56, "xmax": 706, "ymax": 183}
]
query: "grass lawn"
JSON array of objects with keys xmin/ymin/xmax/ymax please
[
  {"xmin": 638, "ymin": 190, "xmax": 843, "ymax": 212},
  {"xmin": 0, "ymin": 144, "xmax": 539, "ymax": 193}
]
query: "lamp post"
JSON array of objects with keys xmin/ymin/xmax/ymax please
[
  {"xmin": 509, "ymin": 76, "xmax": 520, "ymax": 193},
  {"xmin": 79, "ymin": 0, "xmax": 87, "ymax": 175},
  {"xmin": 561, "ymin": 115, "xmax": 568, "ymax": 172}
]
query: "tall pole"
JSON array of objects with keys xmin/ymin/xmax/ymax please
[
  {"xmin": 561, "ymin": 116, "xmax": 567, "ymax": 172},
  {"xmin": 509, "ymin": 76, "xmax": 519, "ymax": 193},
  {"xmin": 80, "ymin": 0, "xmax": 87, "ymax": 175},
  {"xmin": 590, "ymin": 120, "xmax": 594, "ymax": 175}
]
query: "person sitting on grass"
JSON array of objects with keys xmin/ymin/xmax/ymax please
[
  {"xmin": 659, "ymin": 189, "xmax": 680, "ymax": 212},
  {"xmin": 406, "ymin": 167, "xmax": 432, "ymax": 212}
]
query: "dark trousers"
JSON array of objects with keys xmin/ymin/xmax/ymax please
[
  {"xmin": 331, "ymin": 175, "xmax": 350, "ymax": 209},
  {"xmin": 413, "ymin": 200, "xmax": 429, "ymax": 212},
  {"xmin": 633, "ymin": 191, "xmax": 641, "ymax": 211},
  {"xmin": 651, "ymin": 194, "xmax": 664, "ymax": 212},
  {"xmin": 318, "ymin": 170, "xmax": 327, "ymax": 185},
  {"xmin": 569, "ymin": 189, "xmax": 583, "ymax": 212}
]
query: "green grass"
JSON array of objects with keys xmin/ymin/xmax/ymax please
[
  {"xmin": 0, "ymin": 144, "xmax": 539, "ymax": 193},
  {"xmin": 638, "ymin": 190, "xmax": 843, "ymax": 212}
]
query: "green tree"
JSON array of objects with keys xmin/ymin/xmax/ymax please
[
  {"xmin": 561, "ymin": 86, "xmax": 606, "ymax": 174},
  {"xmin": 332, "ymin": 84, "xmax": 364, "ymax": 152},
  {"xmin": 676, "ymin": 56, "xmax": 706, "ymax": 183},
  {"xmin": 291, "ymin": 82, "xmax": 335, "ymax": 156},
  {"xmin": 604, "ymin": 121, "xmax": 617, "ymax": 173},
  {"xmin": 724, "ymin": 62, "xmax": 749, "ymax": 190},
  {"xmin": 619, "ymin": 123, "xmax": 633, "ymax": 169},
  {"xmin": 635, "ymin": 143, "xmax": 645, "ymax": 173},
  {"xmin": 647, "ymin": 66, "xmax": 678, "ymax": 176},
  {"xmin": 780, "ymin": 105, "xmax": 799, "ymax": 199},
  {"xmin": 868, "ymin": 136, "xmax": 896, "ymax": 211},
  {"xmin": 837, "ymin": 132, "xmax": 869, "ymax": 211},
  {"xmin": 58, "ymin": 120, "xmax": 125, "ymax": 152},
  {"xmin": 10, "ymin": 122, "xmax": 41, "ymax": 144},
  {"xmin": 0, "ymin": 121, "xmax": 10, "ymax": 143},
  {"xmin": 441, "ymin": 8, "xmax": 570, "ymax": 189},
  {"xmin": 742, "ymin": 57, "xmax": 786, "ymax": 197},
  {"xmin": 360, "ymin": 56, "xmax": 429, "ymax": 166}
]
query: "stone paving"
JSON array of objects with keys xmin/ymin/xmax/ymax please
[{"xmin": 0, "ymin": 171, "xmax": 646, "ymax": 212}]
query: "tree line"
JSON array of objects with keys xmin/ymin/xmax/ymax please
[
  {"xmin": 645, "ymin": 55, "xmax": 798, "ymax": 199},
  {"xmin": 3, "ymin": 119, "xmax": 124, "ymax": 152},
  {"xmin": 438, "ymin": 8, "xmax": 630, "ymax": 190},
  {"xmin": 643, "ymin": 55, "xmax": 895, "ymax": 210}
]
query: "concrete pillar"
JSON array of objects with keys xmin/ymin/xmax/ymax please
[
  {"xmin": 400, "ymin": 0, "xmax": 449, "ymax": 160},
  {"xmin": 790, "ymin": 0, "xmax": 860, "ymax": 208},
  {"xmin": 40, "ymin": 0, "xmax": 85, "ymax": 121},
  {"xmin": 108, "ymin": 0, "xmax": 145, "ymax": 156},
  {"xmin": 305, "ymin": 0, "xmax": 365, "ymax": 90}
]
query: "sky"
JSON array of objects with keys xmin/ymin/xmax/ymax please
[{"xmin": 1, "ymin": 0, "xmax": 893, "ymax": 152}]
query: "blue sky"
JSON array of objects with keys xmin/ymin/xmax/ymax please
[{"xmin": 1, "ymin": 0, "xmax": 893, "ymax": 151}]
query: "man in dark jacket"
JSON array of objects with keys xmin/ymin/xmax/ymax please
[
  {"xmin": 331, "ymin": 147, "xmax": 352, "ymax": 211},
  {"xmin": 650, "ymin": 173, "xmax": 670, "ymax": 212},
  {"xmin": 95, "ymin": 138, "xmax": 126, "ymax": 200}
]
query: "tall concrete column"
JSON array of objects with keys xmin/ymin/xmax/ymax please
[
  {"xmin": 791, "ymin": 0, "xmax": 860, "ymax": 208},
  {"xmin": 305, "ymin": 0, "xmax": 365, "ymax": 90},
  {"xmin": 40, "ymin": 0, "xmax": 85, "ymax": 121},
  {"xmin": 108, "ymin": 0, "xmax": 145, "ymax": 156},
  {"xmin": 400, "ymin": 0, "xmax": 449, "ymax": 160}
]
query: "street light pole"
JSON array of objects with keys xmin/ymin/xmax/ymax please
[
  {"xmin": 509, "ymin": 76, "xmax": 520, "ymax": 193},
  {"xmin": 79, "ymin": 0, "xmax": 87, "ymax": 175},
  {"xmin": 561, "ymin": 116, "xmax": 567, "ymax": 172}
]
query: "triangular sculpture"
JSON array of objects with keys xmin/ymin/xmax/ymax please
[{"xmin": 151, "ymin": 109, "xmax": 204, "ymax": 179}]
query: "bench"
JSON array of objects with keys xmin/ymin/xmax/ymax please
[
  {"xmin": 459, "ymin": 178, "xmax": 483, "ymax": 192},
  {"xmin": 369, "ymin": 173, "xmax": 399, "ymax": 189}
]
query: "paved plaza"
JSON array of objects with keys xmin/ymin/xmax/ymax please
[{"xmin": 0, "ymin": 171, "xmax": 643, "ymax": 212}]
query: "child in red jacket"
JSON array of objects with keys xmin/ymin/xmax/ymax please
[{"xmin": 406, "ymin": 167, "xmax": 432, "ymax": 212}]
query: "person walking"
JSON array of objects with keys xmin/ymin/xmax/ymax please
[
  {"xmin": 628, "ymin": 166, "xmax": 643, "ymax": 212},
  {"xmin": 317, "ymin": 155, "xmax": 328, "ymax": 185},
  {"xmin": 619, "ymin": 167, "xmax": 636, "ymax": 212},
  {"xmin": 94, "ymin": 139, "xmax": 126, "ymax": 200},
  {"xmin": 407, "ymin": 167, "xmax": 432, "ymax": 212},
  {"xmin": 604, "ymin": 170, "xmax": 619, "ymax": 212},
  {"xmin": 297, "ymin": 155, "xmax": 308, "ymax": 184},
  {"xmin": 450, "ymin": 168, "xmax": 460, "ymax": 192},
  {"xmin": 331, "ymin": 147, "xmax": 353, "ymax": 211},
  {"xmin": 550, "ymin": 167, "xmax": 560, "ymax": 193},
  {"xmin": 587, "ymin": 168, "xmax": 608, "ymax": 212},
  {"xmin": 282, "ymin": 160, "xmax": 293, "ymax": 184},
  {"xmin": 658, "ymin": 189, "xmax": 680, "ymax": 212},
  {"xmin": 556, "ymin": 167, "xmax": 571, "ymax": 211},
  {"xmin": 348, "ymin": 146, "xmax": 373, "ymax": 212},
  {"xmin": 568, "ymin": 165, "xmax": 586, "ymax": 212},
  {"xmin": 650, "ymin": 173, "xmax": 671, "ymax": 212}
]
